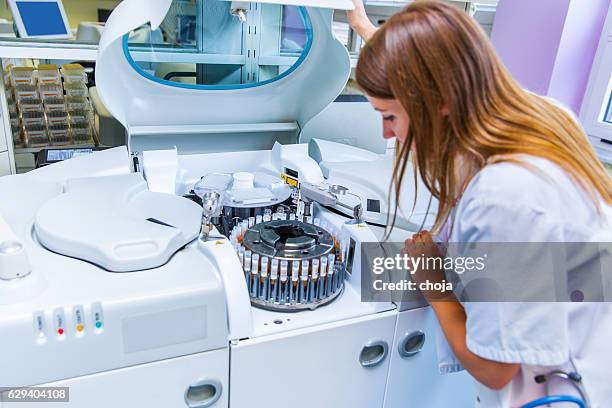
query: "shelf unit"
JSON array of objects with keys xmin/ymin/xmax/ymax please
[{"xmin": 0, "ymin": 41, "xmax": 98, "ymax": 175}]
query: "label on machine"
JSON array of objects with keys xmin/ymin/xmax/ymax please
[{"xmin": 281, "ymin": 167, "xmax": 299, "ymax": 188}]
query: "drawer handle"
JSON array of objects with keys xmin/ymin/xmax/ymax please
[
  {"xmin": 398, "ymin": 330, "xmax": 426, "ymax": 358},
  {"xmin": 184, "ymin": 379, "xmax": 222, "ymax": 408},
  {"xmin": 360, "ymin": 340, "xmax": 389, "ymax": 368}
]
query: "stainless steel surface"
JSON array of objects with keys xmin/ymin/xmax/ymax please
[{"xmin": 233, "ymin": 219, "xmax": 346, "ymax": 312}]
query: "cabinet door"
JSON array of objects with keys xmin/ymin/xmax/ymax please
[
  {"xmin": 4, "ymin": 349, "xmax": 229, "ymax": 408},
  {"xmin": 230, "ymin": 311, "xmax": 397, "ymax": 408},
  {"xmin": 384, "ymin": 307, "xmax": 475, "ymax": 408},
  {"xmin": 0, "ymin": 152, "xmax": 11, "ymax": 177}
]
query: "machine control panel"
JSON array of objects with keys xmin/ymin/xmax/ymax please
[
  {"xmin": 92, "ymin": 302, "xmax": 104, "ymax": 332},
  {"xmin": 73, "ymin": 305, "xmax": 85, "ymax": 336},
  {"xmin": 32, "ymin": 311, "xmax": 47, "ymax": 342},
  {"xmin": 33, "ymin": 303, "xmax": 104, "ymax": 342},
  {"xmin": 53, "ymin": 308, "xmax": 66, "ymax": 338}
]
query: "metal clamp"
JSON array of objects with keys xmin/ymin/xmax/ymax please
[
  {"xmin": 184, "ymin": 379, "xmax": 222, "ymax": 408},
  {"xmin": 359, "ymin": 340, "xmax": 389, "ymax": 368},
  {"xmin": 398, "ymin": 330, "xmax": 426, "ymax": 358}
]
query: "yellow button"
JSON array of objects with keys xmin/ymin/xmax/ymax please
[{"xmin": 76, "ymin": 324, "xmax": 84, "ymax": 332}]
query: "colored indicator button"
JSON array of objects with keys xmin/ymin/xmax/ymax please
[
  {"xmin": 95, "ymin": 322, "xmax": 102, "ymax": 329},
  {"xmin": 57, "ymin": 328, "xmax": 64, "ymax": 336},
  {"xmin": 76, "ymin": 324, "xmax": 84, "ymax": 332}
]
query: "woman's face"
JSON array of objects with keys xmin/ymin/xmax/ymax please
[{"xmin": 366, "ymin": 96, "xmax": 410, "ymax": 145}]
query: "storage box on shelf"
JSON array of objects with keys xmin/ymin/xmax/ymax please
[
  {"xmin": 64, "ymin": 82, "xmax": 88, "ymax": 98},
  {"xmin": 21, "ymin": 111, "xmax": 45, "ymax": 126},
  {"xmin": 61, "ymin": 64, "xmax": 87, "ymax": 84},
  {"xmin": 46, "ymin": 110, "xmax": 69, "ymax": 126},
  {"xmin": 17, "ymin": 97, "xmax": 43, "ymax": 113},
  {"xmin": 37, "ymin": 64, "xmax": 62, "ymax": 85},
  {"xmin": 70, "ymin": 121, "xmax": 93, "ymax": 144},
  {"xmin": 48, "ymin": 123, "xmax": 71, "ymax": 145},
  {"xmin": 39, "ymin": 83, "xmax": 64, "ymax": 99},
  {"xmin": 23, "ymin": 124, "xmax": 48, "ymax": 147},
  {"xmin": 4, "ymin": 62, "xmax": 95, "ymax": 151},
  {"xmin": 9, "ymin": 110, "xmax": 19, "ymax": 127},
  {"xmin": 10, "ymin": 67, "xmax": 36, "ymax": 86},
  {"xmin": 44, "ymin": 97, "xmax": 66, "ymax": 112},
  {"xmin": 14, "ymin": 84, "xmax": 38, "ymax": 99},
  {"xmin": 11, "ymin": 124, "xmax": 24, "ymax": 148}
]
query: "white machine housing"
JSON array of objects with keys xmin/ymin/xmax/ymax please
[{"xmin": 0, "ymin": 0, "xmax": 473, "ymax": 407}]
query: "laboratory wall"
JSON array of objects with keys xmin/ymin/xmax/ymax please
[
  {"xmin": 491, "ymin": 0, "xmax": 611, "ymax": 114},
  {"xmin": 0, "ymin": 0, "xmax": 121, "ymax": 27}
]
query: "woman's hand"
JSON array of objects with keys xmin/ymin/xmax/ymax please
[
  {"xmin": 402, "ymin": 231, "xmax": 453, "ymax": 301},
  {"xmin": 404, "ymin": 232, "xmax": 520, "ymax": 390},
  {"xmin": 346, "ymin": 0, "xmax": 377, "ymax": 41}
]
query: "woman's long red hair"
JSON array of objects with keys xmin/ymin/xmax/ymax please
[{"xmin": 356, "ymin": 0, "xmax": 612, "ymax": 234}]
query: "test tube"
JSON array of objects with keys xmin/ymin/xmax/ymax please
[
  {"xmin": 260, "ymin": 256, "xmax": 269, "ymax": 300},
  {"xmin": 311, "ymin": 258, "xmax": 320, "ymax": 279},
  {"xmin": 280, "ymin": 260, "xmax": 289, "ymax": 305},
  {"xmin": 263, "ymin": 209, "xmax": 272, "ymax": 222},
  {"xmin": 270, "ymin": 259, "xmax": 279, "ymax": 302},
  {"xmin": 244, "ymin": 250, "xmax": 252, "ymax": 291},
  {"xmin": 300, "ymin": 259, "xmax": 310, "ymax": 303},
  {"xmin": 261, "ymin": 256, "xmax": 269, "ymax": 276},
  {"xmin": 256, "ymin": 215, "xmax": 263, "ymax": 224},
  {"xmin": 290, "ymin": 261, "xmax": 300, "ymax": 304},
  {"xmin": 305, "ymin": 215, "xmax": 313, "ymax": 224},
  {"xmin": 248, "ymin": 216, "xmax": 255, "ymax": 228},
  {"xmin": 301, "ymin": 259, "xmax": 310, "ymax": 276},
  {"xmin": 319, "ymin": 257, "xmax": 328, "ymax": 299},
  {"xmin": 291, "ymin": 261, "xmax": 300, "ymax": 279},
  {"xmin": 251, "ymin": 254, "xmax": 260, "ymax": 273},
  {"xmin": 251, "ymin": 253, "xmax": 260, "ymax": 298},
  {"xmin": 328, "ymin": 253, "xmax": 336, "ymax": 269},
  {"xmin": 327, "ymin": 253, "xmax": 336, "ymax": 296},
  {"xmin": 309, "ymin": 258, "xmax": 320, "ymax": 301},
  {"xmin": 239, "ymin": 246, "xmax": 245, "ymax": 267}
]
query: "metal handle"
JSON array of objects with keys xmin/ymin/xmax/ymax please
[
  {"xmin": 398, "ymin": 330, "xmax": 426, "ymax": 358},
  {"xmin": 359, "ymin": 340, "xmax": 389, "ymax": 368},
  {"xmin": 184, "ymin": 379, "xmax": 222, "ymax": 408}
]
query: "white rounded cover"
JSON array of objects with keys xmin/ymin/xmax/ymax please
[
  {"xmin": 95, "ymin": 0, "xmax": 351, "ymax": 134},
  {"xmin": 35, "ymin": 173, "xmax": 202, "ymax": 272}
]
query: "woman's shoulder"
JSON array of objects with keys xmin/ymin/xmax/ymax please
[
  {"xmin": 456, "ymin": 155, "xmax": 610, "ymax": 240},
  {"xmin": 464, "ymin": 155, "xmax": 573, "ymax": 204}
]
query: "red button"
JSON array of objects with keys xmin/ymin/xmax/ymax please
[{"xmin": 58, "ymin": 328, "xmax": 64, "ymax": 335}]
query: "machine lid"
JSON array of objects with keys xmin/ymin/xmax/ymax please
[
  {"xmin": 95, "ymin": 0, "xmax": 352, "ymax": 152},
  {"xmin": 34, "ymin": 173, "xmax": 202, "ymax": 272}
]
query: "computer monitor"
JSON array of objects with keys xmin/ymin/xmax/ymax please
[
  {"xmin": 8, "ymin": 0, "xmax": 71, "ymax": 39},
  {"xmin": 98, "ymin": 9, "xmax": 113, "ymax": 23}
]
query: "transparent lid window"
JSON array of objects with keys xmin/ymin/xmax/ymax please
[{"xmin": 124, "ymin": 0, "xmax": 312, "ymax": 89}]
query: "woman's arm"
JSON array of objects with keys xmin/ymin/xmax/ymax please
[
  {"xmin": 405, "ymin": 232, "xmax": 520, "ymax": 390},
  {"xmin": 347, "ymin": 0, "xmax": 377, "ymax": 41},
  {"xmin": 430, "ymin": 301, "xmax": 520, "ymax": 390}
]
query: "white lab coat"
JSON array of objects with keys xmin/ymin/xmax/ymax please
[{"xmin": 437, "ymin": 155, "xmax": 612, "ymax": 407}]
